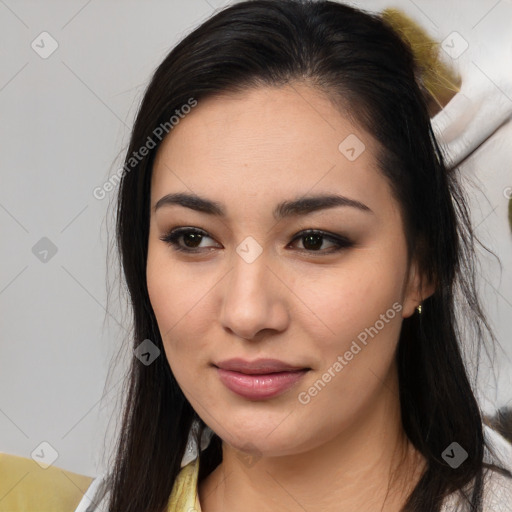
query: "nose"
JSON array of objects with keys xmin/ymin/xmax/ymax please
[{"xmin": 219, "ymin": 252, "xmax": 290, "ymax": 342}]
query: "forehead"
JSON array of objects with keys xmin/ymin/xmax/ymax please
[{"xmin": 150, "ymin": 84, "xmax": 394, "ymax": 219}]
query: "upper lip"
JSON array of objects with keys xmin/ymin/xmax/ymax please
[{"xmin": 214, "ymin": 358, "xmax": 310, "ymax": 375}]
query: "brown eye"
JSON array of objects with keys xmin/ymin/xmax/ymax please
[
  {"xmin": 181, "ymin": 231, "xmax": 204, "ymax": 248},
  {"xmin": 299, "ymin": 233, "xmax": 327, "ymax": 251},
  {"xmin": 159, "ymin": 228, "xmax": 219, "ymax": 252},
  {"xmin": 289, "ymin": 230, "xmax": 354, "ymax": 253},
  {"xmin": 160, "ymin": 227, "xmax": 353, "ymax": 255}
]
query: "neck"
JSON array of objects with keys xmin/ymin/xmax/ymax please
[{"xmin": 198, "ymin": 366, "xmax": 426, "ymax": 512}]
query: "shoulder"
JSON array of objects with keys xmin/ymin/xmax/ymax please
[
  {"xmin": 481, "ymin": 425, "xmax": 512, "ymax": 511},
  {"xmin": 0, "ymin": 452, "xmax": 93, "ymax": 512},
  {"xmin": 484, "ymin": 424, "xmax": 512, "ymax": 468},
  {"xmin": 441, "ymin": 426, "xmax": 512, "ymax": 511},
  {"xmin": 71, "ymin": 458, "xmax": 202, "ymax": 512}
]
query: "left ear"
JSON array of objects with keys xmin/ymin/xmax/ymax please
[{"xmin": 401, "ymin": 257, "xmax": 436, "ymax": 318}]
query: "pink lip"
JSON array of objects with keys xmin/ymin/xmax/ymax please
[{"xmin": 214, "ymin": 358, "xmax": 310, "ymax": 400}]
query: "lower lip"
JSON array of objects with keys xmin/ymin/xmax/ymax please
[{"xmin": 216, "ymin": 368, "xmax": 309, "ymax": 400}]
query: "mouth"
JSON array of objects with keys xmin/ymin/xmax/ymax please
[
  {"xmin": 213, "ymin": 358, "xmax": 311, "ymax": 400},
  {"xmin": 214, "ymin": 357, "xmax": 311, "ymax": 374}
]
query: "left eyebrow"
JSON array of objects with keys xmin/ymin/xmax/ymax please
[
  {"xmin": 153, "ymin": 192, "xmax": 373, "ymax": 219},
  {"xmin": 274, "ymin": 194, "xmax": 373, "ymax": 219}
]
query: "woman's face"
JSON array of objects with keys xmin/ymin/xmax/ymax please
[{"xmin": 147, "ymin": 83, "xmax": 424, "ymax": 457}]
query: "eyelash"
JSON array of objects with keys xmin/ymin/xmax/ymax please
[{"xmin": 159, "ymin": 227, "xmax": 354, "ymax": 255}]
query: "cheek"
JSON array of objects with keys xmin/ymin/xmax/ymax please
[
  {"xmin": 292, "ymin": 258, "xmax": 406, "ymax": 417},
  {"xmin": 296, "ymin": 253, "xmax": 405, "ymax": 344},
  {"xmin": 146, "ymin": 247, "xmax": 216, "ymax": 376},
  {"xmin": 293, "ymin": 268, "xmax": 404, "ymax": 424},
  {"xmin": 146, "ymin": 252, "xmax": 180, "ymax": 336},
  {"xmin": 147, "ymin": 241, "xmax": 203, "ymax": 336}
]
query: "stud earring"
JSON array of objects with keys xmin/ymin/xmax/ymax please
[{"xmin": 416, "ymin": 303, "xmax": 422, "ymax": 314}]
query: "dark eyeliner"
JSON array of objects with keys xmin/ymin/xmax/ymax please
[
  {"xmin": 159, "ymin": 227, "xmax": 354, "ymax": 254},
  {"xmin": 159, "ymin": 227, "xmax": 211, "ymax": 253},
  {"xmin": 290, "ymin": 229, "xmax": 354, "ymax": 254}
]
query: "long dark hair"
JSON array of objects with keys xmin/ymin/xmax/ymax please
[{"xmin": 106, "ymin": 1, "xmax": 511, "ymax": 510}]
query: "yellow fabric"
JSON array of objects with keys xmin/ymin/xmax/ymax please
[
  {"xmin": 0, "ymin": 452, "xmax": 93, "ymax": 512},
  {"xmin": 167, "ymin": 457, "xmax": 202, "ymax": 512}
]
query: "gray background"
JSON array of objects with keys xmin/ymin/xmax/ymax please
[{"xmin": 1, "ymin": 0, "xmax": 511, "ymax": 478}]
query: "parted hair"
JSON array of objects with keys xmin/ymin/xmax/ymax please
[{"xmin": 106, "ymin": 1, "xmax": 511, "ymax": 511}]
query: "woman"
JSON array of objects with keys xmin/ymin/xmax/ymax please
[{"xmin": 89, "ymin": 1, "xmax": 512, "ymax": 510}]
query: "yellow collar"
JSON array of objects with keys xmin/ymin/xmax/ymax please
[{"xmin": 167, "ymin": 457, "xmax": 202, "ymax": 512}]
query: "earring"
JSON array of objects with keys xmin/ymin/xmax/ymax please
[{"xmin": 416, "ymin": 303, "xmax": 422, "ymax": 314}]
